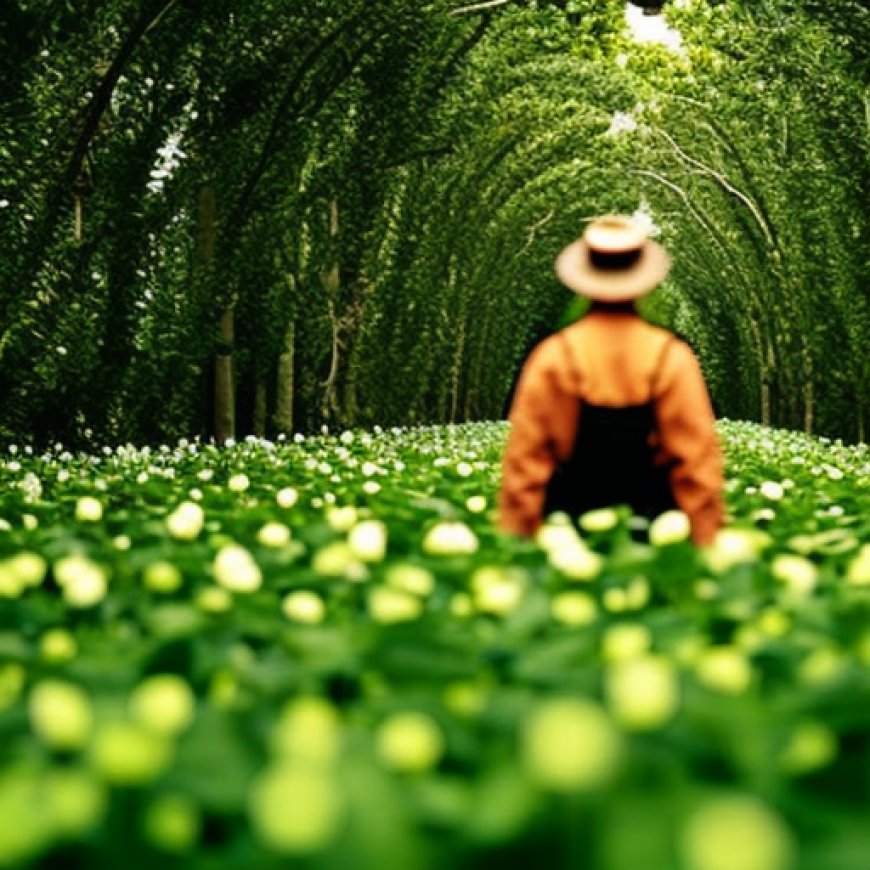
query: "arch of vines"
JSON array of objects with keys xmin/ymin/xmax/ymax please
[{"xmin": 1, "ymin": 0, "xmax": 869, "ymax": 446}]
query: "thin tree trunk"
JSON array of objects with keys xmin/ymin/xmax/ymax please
[
  {"xmin": 198, "ymin": 183, "xmax": 235, "ymax": 443},
  {"xmin": 275, "ymin": 317, "xmax": 295, "ymax": 433},
  {"xmin": 214, "ymin": 306, "xmax": 235, "ymax": 442},
  {"xmin": 73, "ymin": 195, "xmax": 84, "ymax": 243},
  {"xmin": 761, "ymin": 341, "xmax": 774, "ymax": 427},
  {"xmin": 321, "ymin": 198, "xmax": 341, "ymax": 420},
  {"xmin": 450, "ymin": 314, "xmax": 465, "ymax": 424},
  {"xmin": 802, "ymin": 340, "xmax": 813, "ymax": 434},
  {"xmin": 253, "ymin": 379, "xmax": 267, "ymax": 438}
]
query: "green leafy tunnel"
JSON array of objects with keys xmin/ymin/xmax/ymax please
[{"xmin": 1, "ymin": 0, "xmax": 868, "ymax": 445}]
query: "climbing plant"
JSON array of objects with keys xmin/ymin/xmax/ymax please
[{"xmin": 0, "ymin": 0, "xmax": 867, "ymax": 444}]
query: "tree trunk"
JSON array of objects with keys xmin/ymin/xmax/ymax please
[
  {"xmin": 74, "ymin": 194, "xmax": 84, "ymax": 243},
  {"xmin": 321, "ymin": 198, "xmax": 341, "ymax": 421},
  {"xmin": 275, "ymin": 317, "xmax": 295, "ymax": 434},
  {"xmin": 214, "ymin": 306, "xmax": 235, "ymax": 443},
  {"xmin": 761, "ymin": 341, "xmax": 775, "ymax": 427},
  {"xmin": 198, "ymin": 183, "xmax": 235, "ymax": 443},
  {"xmin": 802, "ymin": 339, "xmax": 813, "ymax": 434},
  {"xmin": 253, "ymin": 379, "xmax": 267, "ymax": 438},
  {"xmin": 195, "ymin": 183, "xmax": 234, "ymax": 442}
]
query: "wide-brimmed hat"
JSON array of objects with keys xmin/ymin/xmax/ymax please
[{"xmin": 554, "ymin": 215, "xmax": 671, "ymax": 301}]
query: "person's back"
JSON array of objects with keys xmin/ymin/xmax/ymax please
[
  {"xmin": 498, "ymin": 217, "xmax": 724, "ymax": 545},
  {"xmin": 543, "ymin": 312, "xmax": 677, "ymax": 521}
]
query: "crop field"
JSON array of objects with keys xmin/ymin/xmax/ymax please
[{"xmin": 1, "ymin": 420, "xmax": 869, "ymax": 870}]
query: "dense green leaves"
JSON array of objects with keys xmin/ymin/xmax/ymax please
[
  {"xmin": 1, "ymin": 1, "xmax": 868, "ymax": 444},
  {"xmin": 0, "ymin": 421, "xmax": 869, "ymax": 867}
]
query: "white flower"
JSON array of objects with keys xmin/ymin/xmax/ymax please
[
  {"xmin": 228, "ymin": 473, "xmax": 250, "ymax": 492},
  {"xmin": 385, "ymin": 564, "xmax": 435, "ymax": 597},
  {"xmin": 421, "ymin": 521, "xmax": 479, "ymax": 556},
  {"xmin": 695, "ymin": 646, "xmax": 752, "ymax": 694},
  {"xmin": 375, "ymin": 712, "xmax": 443, "ymax": 773},
  {"xmin": 465, "ymin": 495, "xmax": 487, "ymax": 514},
  {"xmin": 276, "ymin": 486, "xmax": 299, "ymax": 508},
  {"xmin": 143, "ymin": 561, "xmax": 183, "ymax": 594},
  {"xmin": 759, "ymin": 480, "xmax": 785, "ymax": 501},
  {"xmin": 18, "ymin": 472, "xmax": 42, "ymax": 501},
  {"xmin": 113, "ymin": 534, "xmax": 131, "ymax": 551},
  {"xmin": 704, "ymin": 528, "xmax": 769, "ymax": 573},
  {"xmin": 368, "ymin": 586, "xmax": 423, "ymax": 624},
  {"xmin": 535, "ymin": 518, "xmax": 582, "ymax": 553},
  {"xmin": 606, "ymin": 655, "xmax": 679, "ymax": 731},
  {"xmin": 29, "ymin": 680, "xmax": 94, "ymax": 750},
  {"xmin": 129, "ymin": 674, "xmax": 195, "ymax": 736},
  {"xmin": 257, "ymin": 522, "xmax": 292, "ymax": 548},
  {"xmin": 680, "ymin": 796, "xmax": 795, "ymax": 870},
  {"xmin": 326, "ymin": 506, "xmax": 357, "ymax": 532},
  {"xmin": 64, "ymin": 568, "xmax": 109, "ymax": 608},
  {"xmin": 771, "ymin": 554, "xmax": 818, "ymax": 595},
  {"xmin": 196, "ymin": 586, "xmax": 232, "ymax": 613},
  {"xmin": 847, "ymin": 545, "xmax": 870, "ymax": 586},
  {"xmin": 602, "ymin": 624, "xmax": 652, "ymax": 662},
  {"xmin": 551, "ymin": 591, "xmax": 598, "ymax": 626},
  {"xmin": 54, "ymin": 554, "xmax": 109, "ymax": 607},
  {"xmin": 471, "ymin": 566, "xmax": 524, "ymax": 616},
  {"xmin": 282, "ymin": 590, "xmax": 326, "ymax": 624},
  {"xmin": 347, "ymin": 520, "xmax": 388, "ymax": 563},
  {"xmin": 649, "ymin": 510, "xmax": 691, "ymax": 546},
  {"xmin": 39, "ymin": 628, "xmax": 77, "ymax": 663},
  {"xmin": 579, "ymin": 508, "xmax": 619, "ymax": 533},
  {"xmin": 75, "ymin": 496, "xmax": 103, "ymax": 523},
  {"xmin": 456, "ymin": 462, "xmax": 474, "ymax": 478},
  {"xmin": 522, "ymin": 699, "xmax": 621, "ymax": 792},
  {"xmin": 312, "ymin": 542, "xmax": 365, "ymax": 580},
  {"xmin": 166, "ymin": 501, "xmax": 205, "ymax": 540},
  {"xmin": 548, "ymin": 541, "xmax": 603, "ymax": 581},
  {"xmin": 213, "ymin": 544, "xmax": 262, "ymax": 593},
  {"xmin": 2, "ymin": 552, "xmax": 47, "ymax": 590}
]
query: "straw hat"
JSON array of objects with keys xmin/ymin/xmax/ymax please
[{"xmin": 554, "ymin": 215, "xmax": 671, "ymax": 301}]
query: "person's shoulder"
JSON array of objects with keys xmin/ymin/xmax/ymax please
[
  {"xmin": 645, "ymin": 322, "xmax": 696, "ymax": 354},
  {"xmin": 520, "ymin": 327, "xmax": 577, "ymax": 374},
  {"xmin": 534, "ymin": 325, "xmax": 575, "ymax": 353}
]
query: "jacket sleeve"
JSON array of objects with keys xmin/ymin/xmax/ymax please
[
  {"xmin": 655, "ymin": 341, "xmax": 725, "ymax": 546},
  {"xmin": 498, "ymin": 342, "xmax": 574, "ymax": 536}
]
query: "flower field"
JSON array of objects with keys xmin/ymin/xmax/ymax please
[{"xmin": 1, "ymin": 420, "xmax": 869, "ymax": 870}]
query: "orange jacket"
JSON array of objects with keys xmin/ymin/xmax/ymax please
[{"xmin": 498, "ymin": 311, "xmax": 724, "ymax": 545}]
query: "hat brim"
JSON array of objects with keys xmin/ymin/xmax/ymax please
[{"xmin": 554, "ymin": 238, "xmax": 671, "ymax": 301}]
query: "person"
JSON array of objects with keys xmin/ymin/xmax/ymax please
[{"xmin": 498, "ymin": 215, "xmax": 724, "ymax": 546}]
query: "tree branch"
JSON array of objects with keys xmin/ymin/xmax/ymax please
[
  {"xmin": 449, "ymin": 0, "xmax": 514, "ymax": 14},
  {"xmin": 230, "ymin": 9, "xmax": 371, "ymax": 228},
  {"xmin": 65, "ymin": 0, "xmax": 179, "ymax": 186},
  {"xmin": 651, "ymin": 126, "xmax": 776, "ymax": 249}
]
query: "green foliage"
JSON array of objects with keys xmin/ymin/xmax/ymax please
[
  {"xmin": 0, "ymin": 0, "xmax": 868, "ymax": 443},
  {"xmin": 0, "ymin": 420, "xmax": 869, "ymax": 867}
]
